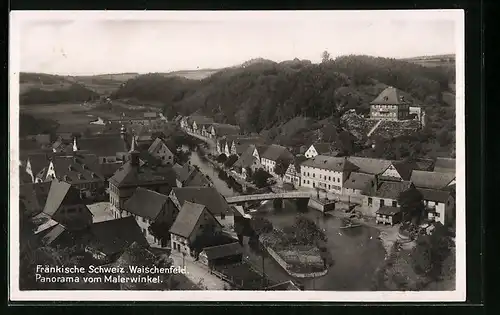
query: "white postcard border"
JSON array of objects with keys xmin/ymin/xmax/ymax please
[{"xmin": 9, "ymin": 10, "xmax": 466, "ymax": 302}]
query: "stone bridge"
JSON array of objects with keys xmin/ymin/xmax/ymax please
[{"xmin": 225, "ymin": 191, "xmax": 311, "ymax": 204}]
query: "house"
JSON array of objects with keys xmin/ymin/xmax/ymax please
[
  {"xmin": 189, "ymin": 116, "xmax": 214, "ymax": 134},
  {"xmin": 122, "ymin": 187, "xmax": 178, "ymax": 247},
  {"xmin": 370, "ymin": 86, "xmax": 410, "ymax": 121},
  {"xmin": 19, "ymin": 167, "xmax": 33, "ymax": 184},
  {"xmin": 172, "ymin": 163, "xmax": 211, "ymax": 188},
  {"xmin": 51, "ymin": 138, "xmax": 74, "ymax": 153},
  {"xmin": 232, "ymin": 145, "xmax": 263, "ymax": 180},
  {"xmin": 304, "ymin": 143, "xmax": 338, "ymax": 158},
  {"xmin": 169, "ymin": 201, "xmax": 223, "ymax": 257},
  {"xmin": 283, "ymin": 156, "xmax": 307, "ymax": 188},
  {"xmin": 347, "ymin": 157, "xmax": 393, "ymax": 175},
  {"xmin": 300, "ymin": 155, "xmax": 359, "ymax": 193},
  {"xmin": 199, "ymin": 242, "xmax": 243, "ymax": 268},
  {"xmin": 410, "ymin": 170, "xmax": 456, "ymax": 190},
  {"xmin": 343, "ymin": 172, "xmax": 376, "ymax": 195},
  {"xmin": 169, "ymin": 186, "xmax": 234, "ymax": 229},
  {"xmin": 363, "ymin": 180, "xmax": 415, "ymax": 216},
  {"xmin": 147, "ymin": 138, "xmax": 174, "ymax": 165},
  {"xmin": 19, "ymin": 182, "xmax": 52, "ymax": 217},
  {"xmin": 232, "ymin": 136, "xmax": 264, "ymax": 156},
  {"xmin": 44, "ymin": 152, "xmax": 106, "ymax": 193},
  {"xmin": 135, "ymin": 133, "xmax": 155, "ymax": 150},
  {"xmin": 375, "ymin": 206, "xmax": 403, "ymax": 225},
  {"xmin": 33, "ymin": 179, "xmax": 93, "ymax": 232},
  {"xmin": 108, "ymin": 149, "xmax": 177, "ymax": 219},
  {"xmin": 418, "ymin": 188, "xmax": 455, "ymax": 226},
  {"xmin": 433, "ymin": 157, "xmax": 456, "ymax": 173},
  {"xmin": 259, "ymin": 145, "xmax": 294, "ymax": 176},
  {"xmin": 209, "ymin": 123, "xmax": 241, "ymax": 139}
]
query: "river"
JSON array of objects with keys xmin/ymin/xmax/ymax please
[{"xmin": 187, "ymin": 147, "xmax": 386, "ymax": 291}]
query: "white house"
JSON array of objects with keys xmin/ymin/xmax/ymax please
[
  {"xmin": 304, "ymin": 143, "xmax": 336, "ymax": 159},
  {"xmin": 259, "ymin": 145, "xmax": 294, "ymax": 177},
  {"xmin": 169, "ymin": 201, "xmax": 223, "ymax": 257},
  {"xmin": 300, "ymin": 155, "xmax": 359, "ymax": 193},
  {"xmin": 418, "ymin": 188, "xmax": 455, "ymax": 226},
  {"xmin": 122, "ymin": 187, "xmax": 178, "ymax": 247},
  {"xmin": 147, "ymin": 138, "xmax": 174, "ymax": 165}
]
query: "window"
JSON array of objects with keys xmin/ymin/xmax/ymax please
[
  {"xmin": 303, "ymin": 172, "xmax": 306, "ymax": 176},
  {"xmin": 142, "ymin": 217, "xmax": 146, "ymax": 223},
  {"xmin": 307, "ymin": 180, "xmax": 310, "ymax": 184},
  {"xmin": 303, "ymin": 179, "xmax": 306, "ymax": 184},
  {"xmin": 380, "ymin": 199, "xmax": 385, "ymax": 207},
  {"xmin": 319, "ymin": 174, "xmax": 322, "ymax": 179},
  {"xmin": 392, "ymin": 201, "xmax": 397, "ymax": 207},
  {"xmin": 435, "ymin": 212, "xmax": 441, "ymax": 218},
  {"xmin": 221, "ymin": 213, "xmax": 225, "ymax": 220},
  {"xmin": 329, "ymin": 176, "xmax": 331, "ymax": 181},
  {"xmin": 337, "ymin": 178, "xmax": 340, "ymax": 183},
  {"xmin": 368, "ymin": 198, "xmax": 373, "ymax": 206},
  {"xmin": 313, "ymin": 174, "xmax": 315, "ymax": 178},
  {"xmin": 143, "ymin": 228, "xmax": 147, "ymax": 235}
]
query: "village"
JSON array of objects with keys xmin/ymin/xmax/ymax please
[{"xmin": 19, "ymin": 86, "xmax": 456, "ymax": 291}]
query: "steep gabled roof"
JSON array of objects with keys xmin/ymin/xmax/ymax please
[
  {"xmin": 374, "ymin": 180, "xmax": 414, "ymax": 200},
  {"xmin": 42, "ymin": 179, "xmax": 83, "ymax": 216},
  {"xmin": 347, "ymin": 157, "xmax": 392, "ymax": 175},
  {"xmin": 19, "ymin": 182, "xmax": 52, "ymax": 216},
  {"xmin": 390, "ymin": 160, "xmax": 418, "ymax": 181},
  {"xmin": 88, "ymin": 216, "xmax": 149, "ymax": 256},
  {"xmin": 27, "ymin": 153, "xmax": 51, "ymax": 178},
  {"xmin": 343, "ymin": 172, "xmax": 375, "ymax": 190},
  {"xmin": 201, "ymin": 242, "xmax": 243, "ymax": 260},
  {"xmin": 51, "ymin": 153, "xmax": 105, "ymax": 184},
  {"xmin": 123, "ymin": 188, "xmax": 169, "ymax": 220},
  {"xmin": 310, "ymin": 143, "xmax": 332, "ymax": 154},
  {"xmin": 418, "ymin": 188, "xmax": 453, "ymax": 203},
  {"xmin": 169, "ymin": 201, "xmax": 208, "ymax": 238},
  {"xmin": 301, "ymin": 155, "xmax": 359, "ymax": 172},
  {"xmin": 171, "ymin": 186, "xmax": 231, "ymax": 216},
  {"xmin": 109, "ymin": 161, "xmax": 177, "ymax": 188},
  {"xmin": 410, "ymin": 170, "xmax": 456, "ymax": 189},
  {"xmin": 147, "ymin": 138, "xmax": 173, "ymax": 156},
  {"xmin": 433, "ymin": 157, "xmax": 456, "ymax": 173},
  {"xmin": 261, "ymin": 144, "xmax": 294, "ymax": 161},
  {"xmin": 370, "ymin": 87, "xmax": 410, "ymax": 105},
  {"xmin": 233, "ymin": 145, "xmax": 260, "ymax": 168}
]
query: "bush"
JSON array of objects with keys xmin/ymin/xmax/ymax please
[
  {"xmin": 251, "ymin": 169, "xmax": 273, "ymax": 188},
  {"xmin": 224, "ymin": 154, "xmax": 238, "ymax": 168}
]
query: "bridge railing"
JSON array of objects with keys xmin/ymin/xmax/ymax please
[{"xmin": 226, "ymin": 192, "xmax": 311, "ymax": 203}]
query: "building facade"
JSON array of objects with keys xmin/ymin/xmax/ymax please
[{"xmin": 370, "ymin": 87, "xmax": 410, "ymax": 121}]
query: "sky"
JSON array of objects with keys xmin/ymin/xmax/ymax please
[{"xmin": 14, "ymin": 11, "xmax": 459, "ymax": 75}]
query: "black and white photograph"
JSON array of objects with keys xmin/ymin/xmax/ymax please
[{"xmin": 9, "ymin": 10, "xmax": 465, "ymax": 302}]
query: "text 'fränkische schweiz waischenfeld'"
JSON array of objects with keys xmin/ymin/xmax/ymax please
[{"xmin": 35, "ymin": 265, "xmax": 187, "ymax": 284}]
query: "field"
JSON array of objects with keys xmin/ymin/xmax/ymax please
[
  {"xmin": 21, "ymin": 103, "xmax": 97, "ymax": 125},
  {"xmin": 159, "ymin": 69, "xmax": 221, "ymax": 80}
]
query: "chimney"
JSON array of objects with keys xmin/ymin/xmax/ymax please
[{"xmin": 73, "ymin": 137, "xmax": 78, "ymax": 152}]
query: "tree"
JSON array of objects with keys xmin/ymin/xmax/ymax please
[
  {"xmin": 397, "ymin": 187, "xmax": 425, "ymax": 225},
  {"xmin": 273, "ymin": 158, "xmax": 289, "ymax": 177},
  {"xmin": 321, "ymin": 50, "xmax": 331, "ymax": 63},
  {"xmin": 251, "ymin": 169, "xmax": 272, "ymax": 188},
  {"xmin": 224, "ymin": 154, "xmax": 239, "ymax": 168},
  {"xmin": 148, "ymin": 220, "xmax": 174, "ymax": 247},
  {"xmin": 250, "ymin": 217, "xmax": 274, "ymax": 235},
  {"xmin": 436, "ymin": 129, "xmax": 451, "ymax": 147},
  {"xmin": 216, "ymin": 153, "xmax": 228, "ymax": 163},
  {"xmin": 289, "ymin": 215, "xmax": 327, "ymax": 245}
]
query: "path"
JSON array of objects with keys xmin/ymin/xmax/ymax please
[
  {"xmin": 367, "ymin": 119, "xmax": 383, "ymax": 137},
  {"xmin": 169, "ymin": 252, "xmax": 227, "ymax": 290}
]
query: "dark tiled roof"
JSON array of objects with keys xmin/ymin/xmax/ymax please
[
  {"xmin": 20, "ymin": 139, "xmax": 42, "ymax": 152},
  {"xmin": 376, "ymin": 206, "xmax": 401, "ymax": 216},
  {"xmin": 88, "ymin": 216, "xmax": 149, "ymax": 256},
  {"xmin": 434, "ymin": 157, "xmax": 456, "ymax": 173},
  {"xmin": 392, "ymin": 160, "xmax": 418, "ymax": 180},
  {"xmin": 123, "ymin": 188, "xmax": 169, "ymax": 220},
  {"xmin": 169, "ymin": 201, "xmax": 207, "ymax": 238},
  {"xmin": 19, "ymin": 166, "xmax": 33, "ymax": 184},
  {"xmin": 418, "ymin": 188, "xmax": 452, "ymax": 203},
  {"xmin": 147, "ymin": 138, "xmax": 172, "ymax": 156},
  {"xmin": 201, "ymin": 242, "xmax": 243, "ymax": 260},
  {"xmin": 370, "ymin": 87, "xmax": 410, "ymax": 105},
  {"xmin": 347, "ymin": 157, "xmax": 392, "ymax": 175},
  {"xmin": 27, "ymin": 153, "xmax": 51, "ymax": 178},
  {"xmin": 261, "ymin": 144, "xmax": 293, "ymax": 161},
  {"xmin": 374, "ymin": 180, "xmax": 413, "ymax": 200},
  {"xmin": 413, "ymin": 158, "xmax": 436, "ymax": 171},
  {"xmin": 109, "ymin": 161, "xmax": 177, "ymax": 188},
  {"xmin": 265, "ymin": 280, "xmax": 301, "ymax": 291},
  {"xmin": 302, "ymin": 155, "xmax": 359, "ymax": 172},
  {"xmin": 42, "ymin": 179, "xmax": 83, "ymax": 216},
  {"xmin": 233, "ymin": 145, "xmax": 259, "ymax": 168},
  {"xmin": 410, "ymin": 170, "xmax": 455, "ymax": 189},
  {"xmin": 40, "ymin": 223, "xmax": 67, "ymax": 245},
  {"xmin": 19, "ymin": 182, "xmax": 52, "ymax": 216},
  {"xmin": 51, "ymin": 153, "xmax": 105, "ymax": 184},
  {"xmin": 75, "ymin": 135, "xmax": 130, "ymax": 157},
  {"xmin": 99, "ymin": 162, "xmax": 124, "ymax": 179},
  {"xmin": 188, "ymin": 115, "xmax": 214, "ymax": 126},
  {"xmin": 211, "ymin": 123, "xmax": 241, "ymax": 137},
  {"xmin": 343, "ymin": 172, "xmax": 375, "ymax": 190},
  {"xmin": 171, "ymin": 187, "xmax": 231, "ymax": 216}
]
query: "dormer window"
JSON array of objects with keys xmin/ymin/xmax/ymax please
[
  {"xmin": 68, "ymin": 165, "xmax": 73, "ymax": 171},
  {"xmin": 383, "ymin": 96, "xmax": 389, "ymax": 101},
  {"xmin": 81, "ymin": 163, "xmax": 86, "ymax": 170},
  {"xmin": 63, "ymin": 175, "xmax": 70, "ymax": 181},
  {"xmin": 77, "ymin": 173, "xmax": 83, "ymax": 180}
]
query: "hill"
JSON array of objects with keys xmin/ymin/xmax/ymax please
[
  {"xmin": 109, "ymin": 54, "xmax": 455, "ymax": 158},
  {"xmin": 400, "ymin": 54, "xmax": 455, "ymax": 68}
]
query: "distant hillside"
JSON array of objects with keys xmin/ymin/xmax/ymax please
[
  {"xmin": 401, "ymin": 54, "xmax": 455, "ymax": 68},
  {"xmin": 159, "ymin": 69, "xmax": 222, "ymax": 80}
]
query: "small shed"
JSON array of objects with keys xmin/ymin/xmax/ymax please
[
  {"xmin": 199, "ymin": 242, "xmax": 243, "ymax": 268},
  {"xmin": 375, "ymin": 206, "xmax": 402, "ymax": 226}
]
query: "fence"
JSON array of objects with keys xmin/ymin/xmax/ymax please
[{"xmin": 265, "ymin": 246, "xmax": 328, "ymax": 278}]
